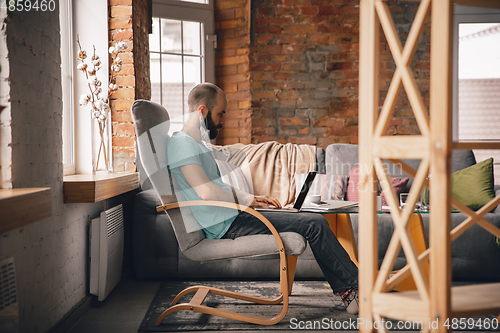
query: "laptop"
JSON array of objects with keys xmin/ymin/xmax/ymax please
[
  {"xmin": 255, "ymin": 171, "xmax": 317, "ymax": 213},
  {"xmin": 255, "ymin": 171, "xmax": 359, "ymax": 213}
]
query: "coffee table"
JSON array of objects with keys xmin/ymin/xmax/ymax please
[{"xmin": 320, "ymin": 208, "xmax": 428, "ymax": 291}]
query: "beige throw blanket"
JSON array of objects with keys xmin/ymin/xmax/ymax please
[{"xmin": 211, "ymin": 141, "xmax": 316, "ymax": 207}]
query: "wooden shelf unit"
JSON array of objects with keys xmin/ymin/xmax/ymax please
[
  {"xmin": 63, "ymin": 172, "xmax": 140, "ymax": 203},
  {"xmin": 358, "ymin": 0, "xmax": 500, "ymax": 332}
]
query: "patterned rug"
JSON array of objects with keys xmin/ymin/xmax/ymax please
[
  {"xmin": 138, "ymin": 280, "xmax": 357, "ymax": 332},
  {"xmin": 139, "ymin": 280, "xmax": 500, "ymax": 332}
]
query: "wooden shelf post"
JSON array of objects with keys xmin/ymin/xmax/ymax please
[
  {"xmin": 359, "ymin": 0, "xmax": 379, "ymax": 330},
  {"xmin": 429, "ymin": 0, "xmax": 453, "ymax": 331},
  {"xmin": 358, "ymin": 1, "xmax": 500, "ymax": 332}
]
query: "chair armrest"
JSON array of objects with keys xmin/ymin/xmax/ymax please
[{"xmin": 157, "ymin": 201, "xmax": 285, "ymax": 249}]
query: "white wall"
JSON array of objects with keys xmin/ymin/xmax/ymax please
[
  {"xmin": 0, "ymin": 6, "xmax": 11, "ymax": 188},
  {"xmin": 0, "ymin": 6, "xmax": 134, "ymax": 333}
]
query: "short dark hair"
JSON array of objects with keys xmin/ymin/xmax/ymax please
[{"xmin": 188, "ymin": 83, "xmax": 222, "ymax": 112}]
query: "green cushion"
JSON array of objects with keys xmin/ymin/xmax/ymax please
[{"xmin": 451, "ymin": 157, "xmax": 495, "ymax": 211}]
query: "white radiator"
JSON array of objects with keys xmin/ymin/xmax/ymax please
[
  {"xmin": 0, "ymin": 257, "xmax": 18, "ymax": 333},
  {"xmin": 89, "ymin": 204, "xmax": 124, "ymax": 301}
]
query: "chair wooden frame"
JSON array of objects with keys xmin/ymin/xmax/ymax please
[{"xmin": 154, "ymin": 200, "xmax": 298, "ymax": 326}]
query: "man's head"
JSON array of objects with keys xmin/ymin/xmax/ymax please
[{"xmin": 188, "ymin": 83, "xmax": 227, "ymax": 140}]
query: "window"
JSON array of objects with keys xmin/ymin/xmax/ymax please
[
  {"xmin": 61, "ymin": 0, "xmax": 109, "ymax": 175},
  {"xmin": 453, "ymin": 5, "xmax": 500, "ymax": 141},
  {"xmin": 453, "ymin": 5, "xmax": 500, "ymax": 184},
  {"xmin": 151, "ymin": 0, "xmax": 215, "ymax": 134}
]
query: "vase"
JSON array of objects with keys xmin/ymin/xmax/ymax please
[{"xmin": 91, "ymin": 112, "xmax": 112, "ymax": 174}]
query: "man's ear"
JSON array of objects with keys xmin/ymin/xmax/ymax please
[{"xmin": 197, "ymin": 105, "xmax": 207, "ymax": 118}]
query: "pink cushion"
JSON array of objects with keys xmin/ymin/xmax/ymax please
[
  {"xmin": 381, "ymin": 177, "xmax": 409, "ymax": 206},
  {"xmin": 328, "ymin": 174, "xmax": 348, "ymax": 200},
  {"xmin": 346, "ymin": 167, "xmax": 360, "ymax": 201},
  {"xmin": 345, "ymin": 166, "xmax": 409, "ymax": 204}
]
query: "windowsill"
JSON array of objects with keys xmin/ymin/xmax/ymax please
[
  {"xmin": 0, "ymin": 188, "xmax": 52, "ymax": 234},
  {"xmin": 63, "ymin": 172, "xmax": 140, "ymax": 203}
]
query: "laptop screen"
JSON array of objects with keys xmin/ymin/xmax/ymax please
[{"xmin": 293, "ymin": 171, "xmax": 317, "ymax": 209}]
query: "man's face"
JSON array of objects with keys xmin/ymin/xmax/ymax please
[{"xmin": 205, "ymin": 92, "xmax": 227, "ymax": 140}]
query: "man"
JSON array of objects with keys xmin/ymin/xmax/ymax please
[{"xmin": 167, "ymin": 83, "xmax": 359, "ymax": 314}]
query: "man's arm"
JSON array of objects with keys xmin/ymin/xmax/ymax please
[{"xmin": 180, "ymin": 163, "xmax": 281, "ymax": 208}]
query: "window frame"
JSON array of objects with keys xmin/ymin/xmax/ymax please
[
  {"xmin": 60, "ymin": 0, "xmax": 75, "ymax": 176},
  {"xmin": 62, "ymin": 0, "xmax": 109, "ymax": 175},
  {"xmin": 153, "ymin": 0, "xmax": 215, "ymax": 83},
  {"xmin": 452, "ymin": 4, "xmax": 500, "ymax": 141},
  {"xmin": 151, "ymin": 0, "xmax": 215, "ymax": 132}
]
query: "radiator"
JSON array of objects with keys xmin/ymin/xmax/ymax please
[
  {"xmin": 89, "ymin": 204, "xmax": 124, "ymax": 301},
  {"xmin": 0, "ymin": 257, "xmax": 18, "ymax": 333}
]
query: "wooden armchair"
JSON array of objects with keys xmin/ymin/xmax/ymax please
[{"xmin": 131, "ymin": 100, "xmax": 308, "ymax": 325}]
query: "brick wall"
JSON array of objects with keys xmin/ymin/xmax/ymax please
[
  {"xmin": 214, "ymin": 0, "xmax": 430, "ymax": 148},
  {"xmin": 214, "ymin": 0, "xmax": 253, "ymax": 145},
  {"xmin": 109, "ymin": 0, "xmax": 150, "ymax": 172},
  {"xmin": 107, "ymin": 0, "xmax": 429, "ymax": 155}
]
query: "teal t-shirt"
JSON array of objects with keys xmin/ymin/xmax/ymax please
[{"xmin": 167, "ymin": 131, "xmax": 237, "ymax": 239}]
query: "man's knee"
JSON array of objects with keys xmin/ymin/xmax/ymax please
[{"xmin": 306, "ymin": 214, "xmax": 330, "ymax": 232}]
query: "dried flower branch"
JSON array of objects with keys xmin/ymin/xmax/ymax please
[{"xmin": 76, "ymin": 35, "xmax": 128, "ymax": 170}]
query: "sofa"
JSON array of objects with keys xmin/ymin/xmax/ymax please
[{"xmin": 132, "ymin": 143, "xmax": 500, "ymax": 281}]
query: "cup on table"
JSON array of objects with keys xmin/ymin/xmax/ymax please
[
  {"xmin": 304, "ymin": 195, "xmax": 321, "ymax": 206},
  {"xmin": 400, "ymin": 193, "xmax": 409, "ymax": 208}
]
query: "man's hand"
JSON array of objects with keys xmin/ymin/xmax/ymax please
[{"xmin": 250, "ymin": 196, "xmax": 282, "ymax": 208}]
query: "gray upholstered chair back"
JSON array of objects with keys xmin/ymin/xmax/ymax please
[{"xmin": 131, "ymin": 100, "xmax": 206, "ymax": 252}]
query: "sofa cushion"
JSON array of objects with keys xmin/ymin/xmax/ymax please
[
  {"xmin": 346, "ymin": 166, "xmax": 360, "ymax": 201},
  {"xmin": 328, "ymin": 175, "xmax": 348, "ymax": 200},
  {"xmin": 326, "ymin": 144, "xmax": 359, "ymax": 176},
  {"xmin": 325, "ymin": 144, "xmax": 478, "ymax": 194},
  {"xmin": 295, "ymin": 173, "xmax": 348, "ymax": 201},
  {"xmin": 452, "ymin": 157, "xmax": 495, "ymax": 211},
  {"xmin": 316, "ymin": 147, "xmax": 326, "ymax": 174},
  {"xmin": 451, "ymin": 149, "xmax": 477, "ymax": 173},
  {"xmin": 183, "ymin": 232, "xmax": 307, "ymax": 262},
  {"xmin": 495, "ymin": 190, "xmax": 500, "ymax": 214},
  {"xmin": 345, "ymin": 166, "xmax": 408, "ymax": 203}
]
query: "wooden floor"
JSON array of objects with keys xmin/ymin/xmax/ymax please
[{"xmin": 68, "ymin": 273, "xmax": 160, "ymax": 333}]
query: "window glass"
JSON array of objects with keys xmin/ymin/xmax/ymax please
[
  {"xmin": 161, "ymin": 54, "xmax": 184, "ymax": 121},
  {"xmin": 150, "ymin": 17, "xmax": 203, "ymax": 132},
  {"xmin": 150, "ymin": 52, "xmax": 161, "ymax": 104},
  {"xmin": 454, "ymin": 7, "xmax": 500, "ymax": 185},
  {"xmin": 458, "ymin": 23, "xmax": 500, "ymax": 79},
  {"xmin": 149, "ymin": 18, "xmax": 161, "ymax": 52},
  {"xmin": 183, "ymin": 21, "xmax": 201, "ymax": 55},
  {"xmin": 457, "ymin": 23, "xmax": 500, "ymax": 141},
  {"xmin": 184, "ymin": 56, "xmax": 201, "ymax": 98},
  {"xmin": 161, "ymin": 19, "xmax": 182, "ymax": 53}
]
